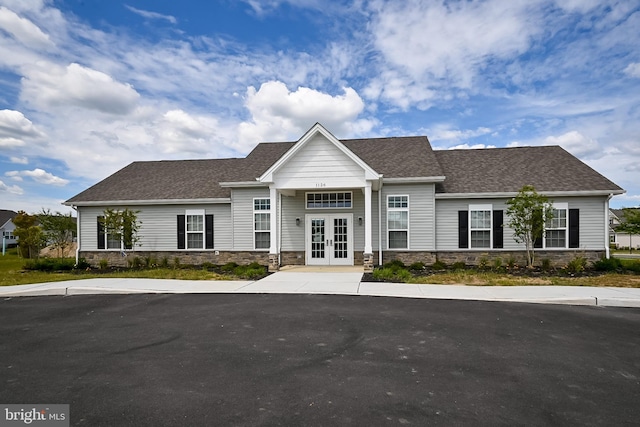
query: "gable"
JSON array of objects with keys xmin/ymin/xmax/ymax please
[{"xmin": 273, "ymin": 133, "xmax": 369, "ymax": 189}]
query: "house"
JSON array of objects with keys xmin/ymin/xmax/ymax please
[
  {"xmin": 65, "ymin": 123, "xmax": 624, "ymax": 271},
  {"xmin": 0, "ymin": 209, "xmax": 18, "ymax": 247},
  {"xmin": 609, "ymin": 208, "xmax": 640, "ymax": 249}
]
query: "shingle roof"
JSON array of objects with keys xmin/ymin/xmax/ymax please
[
  {"xmin": 434, "ymin": 146, "xmax": 623, "ymax": 194},
  {"xmin": 0, "ymin": 209, "xmax": 17, "ymax": 227},
  {"xmin": 65, "ymin": 137, "xmax": 622, "ymax": 204}
]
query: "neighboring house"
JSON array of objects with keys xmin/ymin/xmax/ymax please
[
  {"xmin": 609, "ymin": 208, "xmax": 640, "ymax": 249},
  {"xmin": 0, "ymin": 209, "xmax": 18, "ymax": 247},
  {"xmin": 65, "ymin": 123, "xmax": 625, "ymax": 271}
]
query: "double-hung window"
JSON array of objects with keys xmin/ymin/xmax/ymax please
[
  {"xmin": 387, "ymin": 195, "xmax": 409, "ymax": 249},
  {"xmin": 545, "ymin": 203, "xmax": 567, "ymax": 248},
  {"xmin": 97, "ymin": 216, "xmax": 132, "ymax": 250},
  {"xmin": 177, "ymin": 210, "xmax": 213, "ymax": 250},
  {"xmin": 254, "ymin": 198, "xmax": 271, "ymax": 250},
  {"xmin": 186, "ymin": 210, "xmax": 205, "ymax": 249},
  {"xmin": 469, "ymin": 205, "xmax": 492, "ymax": 248}
]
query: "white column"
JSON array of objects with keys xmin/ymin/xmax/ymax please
[
  {"xmin": 364, "ymin": 181, "xmax": 373, "ymax": 254},
  {"xmin": 269, "ymin": 186, "xmax": 278, "ymax": 255}
]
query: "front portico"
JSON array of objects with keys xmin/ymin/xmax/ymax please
[{"xmin": 258, "ymin": 123, "xmax": 380, "ymax": 272}]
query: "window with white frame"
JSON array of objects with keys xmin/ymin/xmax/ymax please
[
  {"xmin": 254, "ymin": 198, "xmax": 271, "ymax": 249},
  {"xmin": 545, "ymin": 203, "xmax": 567, "ymax": 248},
  {"xmin": 387, "ymin": 195, "xmax": 409, "ymax": 249},
  {"xmin": 306, "ymin": 192, "xmax": 352, "ymax": 209},
  {"xmin": 470, "ymin": 205, "xmax": 492, "ymax": 248},
  {"xmin": 186, "ymin": 210, "xmax": 205, "ymax": 249}
]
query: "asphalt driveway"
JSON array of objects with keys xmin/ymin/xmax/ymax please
[{"xmin": 1, "ymin": 294, "xmax": 639, "ymax": 426}]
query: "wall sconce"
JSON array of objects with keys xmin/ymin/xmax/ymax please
[
  {"xmin": 358, "ymin": 217, "xmax": 363, "ymax": 226},
  {"xmin": 296, "ymin": 217, "xmax": 300, "ymax": 226}
]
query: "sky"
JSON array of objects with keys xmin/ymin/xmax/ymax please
[{"xmin": 0, "ymin": 0, "xmax": 639, "ymax": 215}]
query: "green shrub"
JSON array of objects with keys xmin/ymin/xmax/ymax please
[
  {"xmin": 566, "ymin": 256, "xmax": 587, "ymax": 273},
  {"xmin": 432, "ymin": 260, "xmax": 447, "ymax": 270},
  {"xmin": 159, "ymin": 256, "xmax": 169, "ymax": 268},
  {"xmin": 384, "ymin": 259, "xmax": 406, "ymax": 271},
  {"xmin": 541, "ymin": 258, "xmax": 552, "ymax": 271},
  {"xmin": 451, "ymin": 261, "xmax": 466, "ymax": 271},
  {"xmin": 221, "ymin": 262, "xmax": 239, "ymax": 273},
  {"xmin": 620, "ymin": 259, "xmax": 640, "ymax": 273},
  {"xmin": 128, "ymin": 257, "xmax": 144, "ymax": 269},
  {"xmin": 492, "ymin": 258, "xmax": 503, "ymax": 271},
  {"xmin": 75, "ymin": 258, "xmax": 90, "ymax": 269},
  {"xmin": 173, "ymin": 257, "xmax": 181, "ymax": 269},
  {"xmin": 99, "ymin": 259, "xmax": 109, "ymax": 270},
  {"xmin": 506, "ymin": 257, "xmax": 518, "ymax": 269},
  {"xmin": 232, "ymin": 263, "xmax": 266, "ymax": 279},
  {"xmin": 144, "ymin": 256, "xmax": 157, "ymax": 268},
  {"xmin": 372, "ymin": 267, "xmax": 411, "ymax": 282},
  {"xmin": 593, "ymin": 257, "xmax": 622, "ymax": 272},
  {"xmin": 478, "ymin": 257, "xmax": 489, "ymax": 270},
  {"xmin": 409, "ymin": 261, "xmax": 425, "ymax": 270},
  {"xmin": 24, "ymin": 258, "xmax": 76, "ymax": 271},
  {"xmin": 201, "ymin": 262, "xmax": 215, "ymax": 270}
]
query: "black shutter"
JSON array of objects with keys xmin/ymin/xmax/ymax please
[
  {"xmin": 177, "ymin": 215, "xmax": 186, "ymax": 249},
  {"xmin": 97, "ymin": 216, "xmax": 105, "ymax": 249},
  {"xmin": 569, "ymin": 209, "xmax": 579, "ymax": 248},
  {"xmin": 205, "ymin": 214, "xmax": 214, "ymax": 249},
  {"xmin": 533, "ymin": 208, "xmax": 543, "ymax": 248},
  {"xmin": 123, "ymin": 221, "xmax": 132, "ymax": 250},
  {"xmin": 493, "ymin": 210, "xmax": 503, "ymax": 249},
  {"xmin": 458, "ymin": 211, "xmax": 468, "ymax": 248}
]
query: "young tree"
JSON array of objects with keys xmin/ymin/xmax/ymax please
[
  {"xmin": 101, "ymin": 208, "xmax": 141, "ymax": 250},
  {"xmin": 13, "ymin": 211, "xmax": 45, "ymax": 259},
  {"xmin": 506, "ymin": 185, "xmax": 554, "ymax": 267},
  {"xmin": 615, "ymin": 208, "xmax": 640, "ymax": 254},
  {"xmin": 38, "ymin": 209, "xmax": 77, "ymax": 257}
]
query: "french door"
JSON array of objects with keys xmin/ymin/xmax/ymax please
[{"xmin": 306, "ymin": 214, "xmax": 353, "ymax": 266}]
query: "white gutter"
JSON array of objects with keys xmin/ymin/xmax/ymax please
[
  {"xmin": 605, "ymin": 194, "xmax": 612, "ymax": 259},
  {"xmin": 435, "ymin": 190, "xmax": 625, "ymax": 199},
  {"xmin": 383, "ymin": 176, "xmax": 445, "ymax": 183},
  {"xmin": 378, "ymin": 179, "xmax": 383, "ymax": 266},
  {"xmin": 71, "ymin": 205, "xmax": 79, "ymax": 264},
  {"xmin": 219, "ymin": 181, "xmax": 267, "ymax": 188},
  {"xmin": 64, "ymin": 198, "xmax": 231, "ymax": 207}
]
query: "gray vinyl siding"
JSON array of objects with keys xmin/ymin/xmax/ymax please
[
  {"xmin": 381, "ymin": 184, "xmax": 436, "ymax": 251},
  {"xmin": 78, "ymin": 204, "xmax": 232, "ymax": 251},
  {"xmin": 435, "ymin": 196, "xmax": 608, "ymax": 251},
  {"xmin": 231, "ymin": 188, "xmax": 271, "ymax": 251}
]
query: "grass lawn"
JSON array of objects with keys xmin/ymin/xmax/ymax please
[
  {"xmin": 0, "ymin": 248, "xmax": 233, "ymax": 287},
  {"xmin": 408, "ymin": 271, "xmax": 640, "ymax": 287}
]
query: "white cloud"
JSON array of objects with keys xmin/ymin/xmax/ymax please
[
  {"xmin": 0, "ymin": 109, "xmax": 43, "ymax": 138},
  {"xmin": 447, "ymin": 143, "xmax": 497, "ymax": 150},
  {"xmin": 124, "ymin": 5, "xmax": 177, "ymax": 24},
  {"xmin": 0, "ymin": 178, "xmax": 23, "ymax": 195},
  {"xmin": 367, "ymin": 0, "xmax": 542, "ymax": 106},
  {"xmin": 623, "ymin": 62, "xmax": 640, "ymax": 78},
  {"xmin": 237, "ymin": 80, "xmax": 375, "ymax": 151},
  {"xmin": 544, "ymin": 130, "xmax": 601, "ymax": 158},
  {"xmin": 0, "ymin": 5, "xmax": 53, "ymax": 48},
  {"xmin": 21, "ymin": 62, "xmax": 140, "ymax": 114},
  {"xmin": 427, "ymin": 126, "xmax": 492, "ymax": 142},
  {"xmin": 6, "ymin": 168, "xmax": 69, "ymax": 186},
  {"xmin": 10, "ymin": 156, "xmax": 28, "ymax": 164}
]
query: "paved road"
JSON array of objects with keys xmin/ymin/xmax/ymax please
[{"xmin": 1, "ymin": 294, "xmax": 639, "ymax": 426}]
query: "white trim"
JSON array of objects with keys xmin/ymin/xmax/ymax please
[
  {"xmin": 305, "ymin": 213, "xmax": 354, "ymax": 266},
  {"xmin": 387, "ymin": 195, "xmax": 409, "ymax": 250},
  {"xmin": 185, "ymin": 209, "xmax": 206, "ymax": 250},
  {"xmin": 436, "ymin": 190, "xmax": 624, "ymax": 199},
  {"xmin": 219, "ymin": 181, "xmax": 267, "ymax": 188},
  {"xmin": 252, "ymin": 197, "xmax": 271, "ymax": 251},
  {"xmin": 65, "ymin": 198, "xmax": 230, "ymax": 207},
  {"xmin": 469, "ymin": 204, "xmax": 492, "ymax": 249},
  {"xmin": 383, "ymin": 176, "xmax": 445, "ymax": 183},
  {"xmin": 304, "ymin": 191, "xmax": 353, "ymax": 210}
]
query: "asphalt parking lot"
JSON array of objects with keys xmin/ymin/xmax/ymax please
[{"xmin": 1, "ymin": 294, "xmax": 639, "ymax": 426}]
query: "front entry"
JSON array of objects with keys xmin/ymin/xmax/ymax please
[{"xmin": 305, "ymin": 214, "xmax": 354, "ymax": 266}]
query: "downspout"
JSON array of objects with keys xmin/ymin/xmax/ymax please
[
  {"xmin": 278, "ymin": 192, "xmax": 282, "ymax": 266},
  {"xmin": 73, "ymin": 205, "xmax": 80, "ymax": 265},
  {"xmin": 378, "ymin": 178, "xmax": 383, "ymax": 266},
  {"xmin": 605, "ymin": 194, "xmax": 612, "ymax": 259}
]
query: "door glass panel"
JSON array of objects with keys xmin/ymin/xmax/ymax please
[
  {"xmin": 333, "ymin": 218, "xmax": 348, "ymax": 259},
  {"xmin": 311, "ymin": 218, "xmax": 325, "ymax": 259}
]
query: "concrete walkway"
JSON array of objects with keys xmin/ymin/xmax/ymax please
[{"xmin": 1, "ymin": 270, "xmax": 640, "ymax": 308}]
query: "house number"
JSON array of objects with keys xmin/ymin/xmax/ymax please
[{"xmin": 315, "ymin": 183, "xmax": 326, "ymax": 187}]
